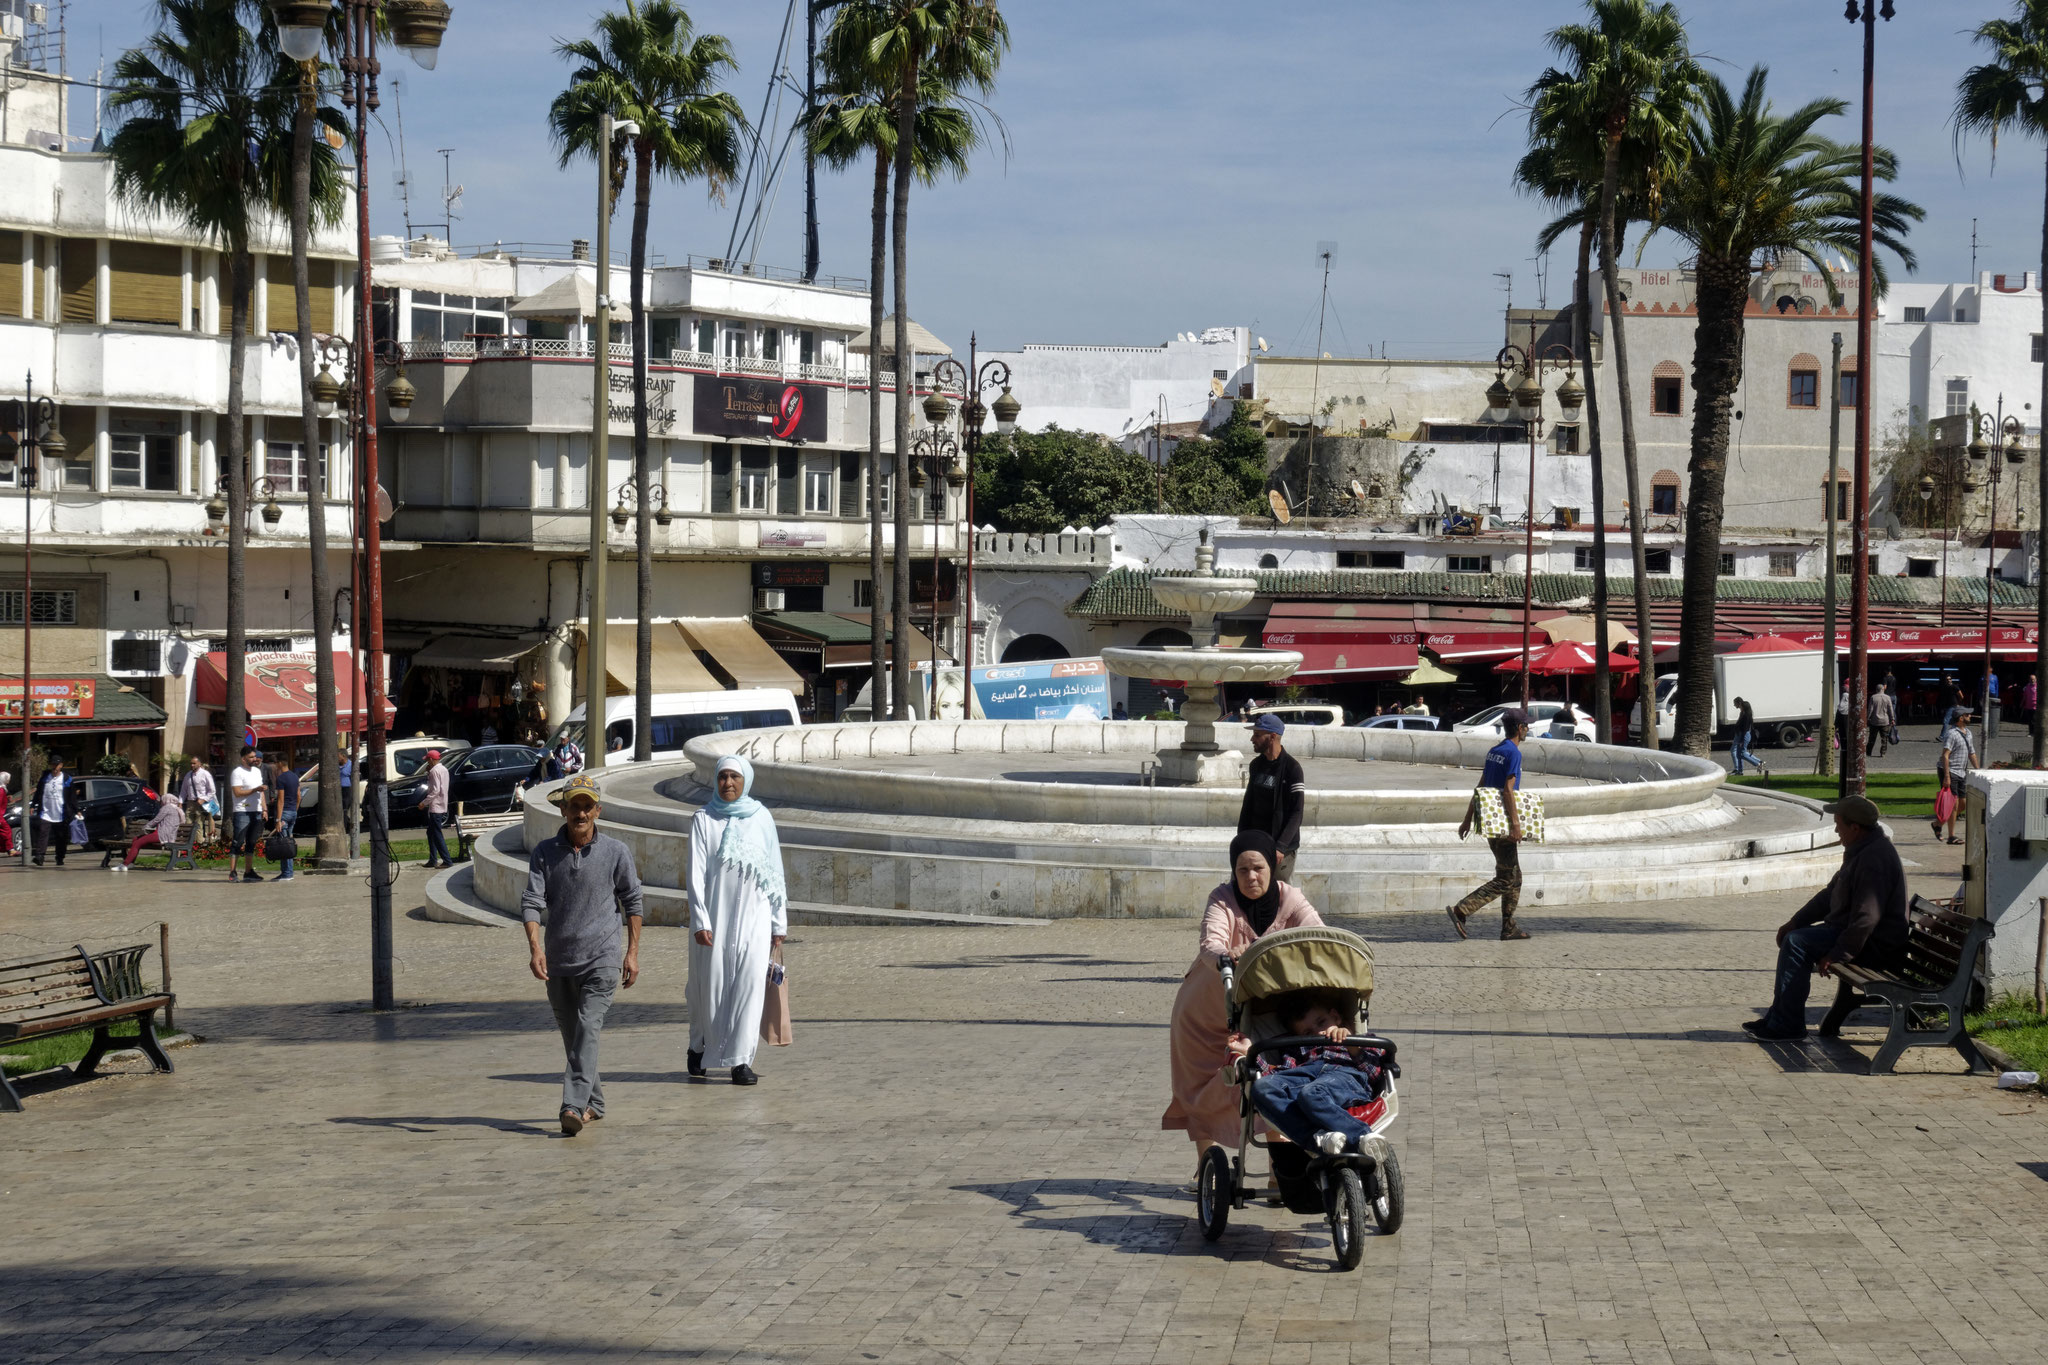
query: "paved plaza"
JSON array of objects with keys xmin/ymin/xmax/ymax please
[{"xmin": 4, "ymin": 815, "xmax": 2046, "ymax": 1365}]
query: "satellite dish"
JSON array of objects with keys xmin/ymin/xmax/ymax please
[
  {"xmin": 1350, "ymin": 479, "xmax": 1366, "ymax": 501},
  {"xmin": 1256, "ymin": 337, "xmax": 1268, "ymax": 352},
  {"xmin": 1268, "ymin": 489, "xmax": 1292, "ymax": 524},
  {"xmin": 373, "ymin": 486, "xmax": 396, "ymax": 523}
]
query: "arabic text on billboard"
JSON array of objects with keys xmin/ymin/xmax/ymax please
[{"xmin": 971, "ymin": 657, "xmax": 1109, "ymax": 721}]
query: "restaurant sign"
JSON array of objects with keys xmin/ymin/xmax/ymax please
[
  {"xmin": 694, "ymin": 378, "xmax": 828, "ymax": 442},
  {"xmin": 0, "ymin": 677, "xmax": 96, "ymax": 720}
]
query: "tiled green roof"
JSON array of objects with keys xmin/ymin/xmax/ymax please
[{"xmin": 1068, "ymin": 568, "xmax": 2037, "ymax": 621}]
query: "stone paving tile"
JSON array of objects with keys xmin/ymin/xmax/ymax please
[{"xmin": 0, "ymin": 815, "xmax": 2042, "ymax": 1363}]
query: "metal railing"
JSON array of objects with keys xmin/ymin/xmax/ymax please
[{"xmin": 398, "ymin": 337, "xmax": 863, "ymax": 384}]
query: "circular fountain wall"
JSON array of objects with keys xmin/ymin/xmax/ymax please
[{"xmin": 449, "ymin": 719, "xmax": 1846, "ymax": 929}]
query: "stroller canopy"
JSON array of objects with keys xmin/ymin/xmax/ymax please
[{"xmin": 1233, "ymin": 926, "xmax": 1375, "ymax": 1010}]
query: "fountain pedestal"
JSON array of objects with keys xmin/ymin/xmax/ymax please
[{"xmin": 1100, "ymin": 534, "xmax": 1302, "ymax": 787}]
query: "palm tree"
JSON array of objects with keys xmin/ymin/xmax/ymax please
[
  {"xmin": 1953, "ymin": 0, "xmax": 2048, "ymax": 766},
  {"xmin": 552, "ymin": 2, "xmax": 744, "ymax": 761},
  {"xmin": 1533, "ymin": 0, "xmax": 1703, "ymax": 749},
  {"xmin": 1656, "ymin": 67, "xmax": 1921, "ymax": 753},
  {"xmin": 810, "ymin": 56, "xmax": 981, "ymax": 714},
  {"xmin": 829, "ymin": 0, "xmax": 1006, "ymax": 719},
  {"xmin": 108, "ymin": 0, "xmax": 344, "ymax": 769}
]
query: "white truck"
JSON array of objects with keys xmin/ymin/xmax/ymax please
[{"xmin": 1630, "ymin": 648, "xmax": 1827, "ymax": 747}]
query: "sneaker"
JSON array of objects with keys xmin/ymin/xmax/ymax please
[
  {"xmin": 1315, "ymin": 1131, "xmax": 1347, "ymax": 1157},
  {"xmin": 1355, "ymin": 1133, "xmax": 1391, "ymax": 1167}
]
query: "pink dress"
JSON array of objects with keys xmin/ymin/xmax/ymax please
[{"xmin": 1161, "ymin": 881, "xmax": 1324, "ymax": 1148}]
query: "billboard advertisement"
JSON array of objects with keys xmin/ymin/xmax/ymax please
[
  {"xmin": 693, "ymin": 377, "xmax": 828, "ymax": 442},
  {"xmin": 970, "ymin": 657, "xmax": 1110, "ymax": 721},
  {"xmin": 0, "ymin": 677, "xmax": 97, "ymax": 721}
]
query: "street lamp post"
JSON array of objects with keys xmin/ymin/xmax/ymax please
[
  {"xmin": 929, "ymin": 337, "xmax": 1017, "ymax": 671},
  {"xmin": 910, "ymin": 407, "xmax": 959, "ymax": 716},
  {"xmin": 1844, "ymin": 0, "xmax": 1894, "ymax": 796},
  {"xmin": 1, "ymin": 383, "xmax": 65, "ymax": 864},
  {"xmin": 1492, "ymin": 322, "xmax": 1585, "ymax": 710},
  {"xmin": 1968, "ymin": 400, "xmax": 2026, "ymax": 762},
  {"xmin": 278, "ymin": 0, "xmax": 454, "ymax": 1011}
]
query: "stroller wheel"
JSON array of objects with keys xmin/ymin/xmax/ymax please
[
  {"xmin": 1371, "ymin": 1147, "xmax": 1405, "ymax": 1235},
  {"xmin": 1195, "ymin": 1146, "xmax": 1233, "ymax": 1242},
  {"xmin": 1329, "ymin": 1167, "xmax": 1368, "ymax": 1271}
]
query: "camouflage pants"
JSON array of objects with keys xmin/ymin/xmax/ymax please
[{"xmin": 1453, "ymin": 837, "xmax": 1521, "ymax": 926}]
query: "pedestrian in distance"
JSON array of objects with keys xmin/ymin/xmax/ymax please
[
  {"xmin": 686, "ymin": 755, "xmax": 788, "ymax": 1086},
  {"xmin": 0, "ymin": 770, "xmax": 14, "ymax": 858},
  {"xmin": 1238, "ymin": 714, "xmax": 1305, "ymax": 883},
  {"xmin": 553, "ymin": 736, "xmax": 584, "ymax": 776},
  {"xmin": 1865, "ymin": 681, "xmax": 1897, "ymax": 759},
  {"xmin": 1449, "ymin": 709, "xmax": 1532, "ymax": 941},
  {"xmin": 421, "ymin": 749, "xmax": 454, "ymax": 870},
  {"xmin": 227, "ymin": 746, "xmax": 267, "ymax": 882},
  {"xmin": 1934, "ymin": 707, "xmax": 1976, "ymax": 846},
  {"xmin": 1729, "ymin": 697, "xmax": 1766, "ymax": 777},
  {"xmin": 30, "ymin": 755, "xmax": 73, "ymax": 866},
  {"xmin": 112, "ymin": 787, "xmax": 185, "ymax": 873},
  {"xmin": 1834, "ymin": 685, "xmax": 1850, "ymax": 749},
  {"xmin": 521, "ymin": 773, "xmax": 644, "ymax": 1135},
  {"xmin": 1743, "ymin": 795, "xmax": 1906, "ymax": 1041},
  {"xmin": 1987, "ymin": 670, "xmax": 2002, "ymax": 739},
  {"xmin": 2024, "ymin": 674, "xmax": 2039, "ymax": 730},
  {"xmin": 177, "ymin": 754, "xmax": 217, "ymax": 843},
  {"xmin": 269, "ymin": 759, "xmax": 301, "ymax": 881}
]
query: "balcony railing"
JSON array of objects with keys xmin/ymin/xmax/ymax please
[{"xmin": 396, "ymin": 337, "xmax": 880, "ymax": 385}]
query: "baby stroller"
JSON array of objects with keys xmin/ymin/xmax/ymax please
[{"xmin": 1195, "ymin": 925, "xmax": 1404, "ymax": 1270}]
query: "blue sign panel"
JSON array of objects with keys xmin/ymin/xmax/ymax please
[{"xmin": 970, "ymin": 657, "xmax": 1110, "ymax": 721}]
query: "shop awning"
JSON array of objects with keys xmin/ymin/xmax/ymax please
[
  {"xmin": 573, "ymin": 624, "xmax": 723, "ymax": 695},
  {"xmin": 409, "ymin": 634, "xmax": 539, "ymax": 673},
  {"xmin": 1284, "ymin": 642, "xmax": 1420, "ymax": 679},
  {"xmin": 194, "ymin": 651, "xmax": 392, "ymax": 740},
  {"xmin": 676, "ymin": 619, "xmax": 805, "ymax": 691},
  {"xmin": 751, "ymin": 612, "xmax": 949, "ymax": 670},
  {"xmin": 1, "ymin": 675, "xmax": 167, "ymax": 735}
]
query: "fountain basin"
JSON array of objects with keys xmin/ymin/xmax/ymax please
[{"xmin": 1098, "ymin": 644, "xmax": 1304, "ymax": 686}]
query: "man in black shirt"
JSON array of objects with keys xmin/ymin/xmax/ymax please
[{"xmin": 1239, "ymin": 714, "xmax": 1306, "ymax": 882}]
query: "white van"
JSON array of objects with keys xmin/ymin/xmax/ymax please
[{"xmin": 551, "ymin": 689, "xmax": 802, "ymax": 761}]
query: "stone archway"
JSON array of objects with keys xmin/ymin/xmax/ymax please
[{"xmin": 1001, "ymin": 633, "xmax": 1072, "ymax": 664}]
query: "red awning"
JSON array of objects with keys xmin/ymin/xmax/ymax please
[
  {"xmin": 1285, "ymin": 641, "xmax": 1421, "ymax": 679},
  {"xmin": 193, "ymin": 651, "xmax": 393, "ymax": 740}
]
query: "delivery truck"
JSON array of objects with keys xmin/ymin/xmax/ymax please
[{"xmin": 1630, "ymin": 648, "xmax": 1827, "ymax": 746}]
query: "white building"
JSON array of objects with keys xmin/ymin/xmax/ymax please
[{"xmin": 977, "ymin": 326, "xmax": 1253, "ymax": 451}]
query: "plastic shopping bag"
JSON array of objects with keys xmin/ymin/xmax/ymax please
[{"xmin": 1934, "ymin": 784, "xmax": 1958, "ymax": 824}]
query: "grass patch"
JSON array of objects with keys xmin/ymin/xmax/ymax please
[
  {"xmin": 2, "ymin": 1023, "xmax": 178, "ymax": 1077},
  {"xmin": 1968, "ymin": 993, "xmax": 2048, "ymax": 1078},
  {"xmin": 1728, "ymin": 770, "xmax": 1940, "ymax": 819}
]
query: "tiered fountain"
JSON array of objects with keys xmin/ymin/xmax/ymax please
[{"xmin": 1100, "ymin": 532, "xmax": 1303, "ymax": 786}]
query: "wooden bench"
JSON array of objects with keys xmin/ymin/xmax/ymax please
[
  {"xmin": 1818, "ymin": 894, "xmax": 1994, "ymax": 1075},
  {"xmin": 0, "ymin": 942, "xmax": 176, "ymax": 1112}
]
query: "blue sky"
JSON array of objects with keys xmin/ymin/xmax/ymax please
[{"xmin": 76, "ymin": 2, "xmax": 2044, "ymax": 360}]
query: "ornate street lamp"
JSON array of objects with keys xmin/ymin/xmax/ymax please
[
  {"xmin": 383, "ymin": 368, "xmax": 416, "ymax": 423},
  {"xmin": 267, "ymin": 1, "xmax": 330, "ymax": 61},
  {"xmin": 1, "ymin": 387, "xmax": 61, "ymax": 867},
  {"xmin": 929, "ymin": 338, "xmax": 1017, "ymax": 670},
  {"xmin": 1495, "ymin": 323, "xmax": 1583, "ymax": 712},
  {"xmin": 1966, "ymin": 398, "xmax": 2026, "ymax": 757}
]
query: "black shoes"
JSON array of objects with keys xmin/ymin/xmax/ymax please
[
  {"xmin": 731, "ymin": 1063, "xmax": 759, "ymax": 1086},
  {"xmin": 687, "ymin": 1049, "xmax": 705, "ymax": 1078}
]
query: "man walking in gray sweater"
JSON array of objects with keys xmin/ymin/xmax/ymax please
[{"xmin": 521, "ymin": 773, "xmax": 644, "ymax": 1135}]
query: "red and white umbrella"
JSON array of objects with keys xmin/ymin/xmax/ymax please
[{"xmin": 1494, "ymin": 640, "xmax": 1641, "ymax": 676}]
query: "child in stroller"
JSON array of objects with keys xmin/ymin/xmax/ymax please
[{"xmin": 1227, "ymin": 989, "xmax": 1392, "ymax": 1162}]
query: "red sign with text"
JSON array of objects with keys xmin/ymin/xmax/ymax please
[{"xmin": 0, "ymin": 678, "xmax": 96, "ymax": 720}]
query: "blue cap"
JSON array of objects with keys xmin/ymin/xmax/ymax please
[{"xmin": 1254, "ymin": 714, "xmax": 1285, "ymax": 735}]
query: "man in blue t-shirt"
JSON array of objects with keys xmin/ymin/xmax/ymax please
[{"xmin": 1448, "ymin": 710, "xmax": 1531, "ymax": 942}]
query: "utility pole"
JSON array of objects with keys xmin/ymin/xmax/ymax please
[
  {"xmin": 586, "ymin": 113, "xmax": 624, "ymax": 769},
  {"xmin": 1820, "ymin": 333, "xmax": 1842, "ymax": 783}
]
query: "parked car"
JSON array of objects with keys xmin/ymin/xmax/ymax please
[
  {"xmin": 297, "ymin": 736, "xmax": 471, "ymax": 818},
  {"xmin": 552, "ymin": 690, "xmax": 803, "ymax": 762},
  {"xmin": 1351, "ymin": 713, "xmax": 1443, "ymax": 732},
  {"xmin": 5, "ymin": 775, "xmax": 162, "ymax": 850},
  {"xmin": 1453, "ymin": 701, "xmax": 1597, "ymax": 742},
  {"xmin": 1244, "ymin": 704, "xmax": 1347, "ymax": 728},
  {"xmin": 386, "ymin": 745, "xmax": 542, "ymax": 825}
]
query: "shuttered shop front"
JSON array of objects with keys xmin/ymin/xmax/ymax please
[{"xmin": 265, "ymin": 256, "xmax": 336, "ymax": 335}]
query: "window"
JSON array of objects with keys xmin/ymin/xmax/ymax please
[
  {"xmin": 854, "ymin": 577, "xmax": 874, "ymax": 608},
  {"xmin": 0, "ymin": 589, "xmax": 78, "ymax": 625},
  {"xmin": 710, "ymin": 446, "xmax": 733, "ymax": 513},
  {"xmin": 1829, "ymin": 481, "xmax": 1850, "ymax": 520},
  {"xmin": 2034, "ymin": 335, "xmax": 2044, "ymax": 364},
  {"xmin": 839, "ymin": 452, "xmax": 862, "ymax": 519},
  {"xmin": 761, "ymin": 328, "xmax": 780, "ymax": 361},
  {"xmin": 1258, "ymin": 553, "xmax": 1280, "ymax": 569},
  {"xmin": 799, "ymin": 330, "xmax": 817, "ymax": 367},
  {"xmin": 1651, "ymin": 483, "xmax": 1679, "ymax": 516},
  {"xmin": 1836, "ymin": 552, "xmax": 1880, "ymax": 576},
  {"xmin": 695, "ymin": 319, "xmax": 716, "ymax": 354},
  {"xmin": 1719, "ymin": 553, "xmax": 1736, "ymax": 576},
  {"xmin": 111, "ymin": 638, "xmax": 162, "ymax": 673},
  {"xmin": 110, "ymin": 430, "xmax": 178, "ymax": 492},
  {"xmin": 1368, "ymin": 551, "xmax": 1404, "ymax": 570},
  {"xmin": 1907, "ymin": 557, "xmax": 1937, "ymax": 578},
  {"xmin": 1904, "ymin": 306, "xmax": 1926, "ymax": 323},
  {"xmin": 1956, "ymin": 309, "xmax": 1969, "ymax": 324},
  {"xmin": 1553, "ymin": 424, "xmax": 1580, "ymax": 454},
  {"xmin": 1335, "ymin": 551, "xmax": 1364, "ymax": 567},
  {"xmin": 866, "ymin": 467, "xmax": 892, "ymax": 517},
  {"xmin": 1574, "ymin": 546, "xmax": 1598, "ymax": 572},
  {"xmin": 804, "ymin": 466, "xmax": 833, "ymax": 515},
  {"xmin": 738, "ymin": 449, "xmax": 769, "ymax": 512},
  {"xmin": 1652, "ymin": 376, "xmax": 1682, "ymax": 415},
  {"xmin": 1947, "ymin": 379, "xmax": 1970, "ymax": 417},
  {"xmin": 776, "ymin": 448, "xmax": 799, "ymax": 514},
  {"xmin": 406, "ymin": 290, "xmax": 508, "ymax": 344},
  {"xmin": 1839, "ymin": 371, "xmax": 1860, "ymax": 408},
  {"xmin": 1788, "ymin": 369, "xmax": 1819, "ymax": 407},
  {"xmin": 265, "ymin": 439, "xmax": 309, "ymax": 494},
  {"xmin": 1769, "ymin": 551, "xmax": 1798, "ymax": 578},
  {"xmin": 1645, "ymin": 548, "xmax": 1672, "ymax": 574},
  {"xmin": 1448, "ymin": 554, "xmax": 1492, "ymax": 574},
  {"xmin": 108, "ymin": 241, "xmax": 182, "ymax": 327},
  {"xmin": 650, "ymin": 316, "xmax": 682, "ymax": 357}
]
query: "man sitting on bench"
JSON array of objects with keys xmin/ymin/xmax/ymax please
[{"xmin": 1744, "ymin": 794, "xmax": 1908, "ymax": 1042}]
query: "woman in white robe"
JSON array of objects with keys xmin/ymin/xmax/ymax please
[{"xmin": 687, "ymin": 754, "xmax": 788, "ymax": 1085}]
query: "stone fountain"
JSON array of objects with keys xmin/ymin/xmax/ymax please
[{"xmin": 1100, "ymin": 532, "xmax": 1304, "ymax": 786}]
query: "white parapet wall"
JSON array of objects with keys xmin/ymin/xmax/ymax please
[{"xmin": 1964, "ymin": 770, "xmax": 2048, "ymax": 1000}]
